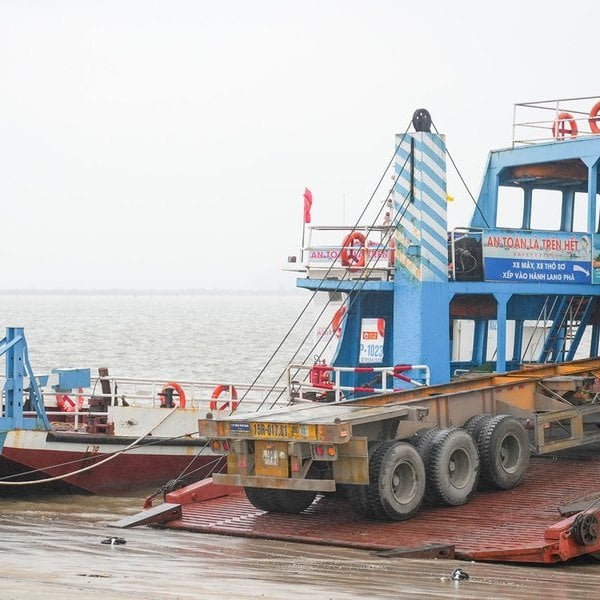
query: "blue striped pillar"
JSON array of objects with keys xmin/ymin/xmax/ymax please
[{"xmin": 392, "ymin": 131, "xmax": 450, "ymax": 384}]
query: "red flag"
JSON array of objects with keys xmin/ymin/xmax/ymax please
[{"xmin": 303, "ymin": 188, "xmax": 313, "ymax": 223}]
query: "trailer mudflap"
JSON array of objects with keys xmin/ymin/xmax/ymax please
[
  {"xmin": 332, "ymin": 436, "xmax": 369, "ymax": 484},
  {"xmin": 213, "ymin": 473, "xmax": 336, "ymax": 492}
]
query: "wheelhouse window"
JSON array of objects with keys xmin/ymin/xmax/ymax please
[
  {"xmin": 530, "ymin": 190, "xmax": 562, "ymax": 230},
  {"xmin": 572, "ymin": 192, "xmax": 589, "ymax": 232},
  {"xmin": 496, "ymin": 187, "xmax": 524, "ymax": 229}
]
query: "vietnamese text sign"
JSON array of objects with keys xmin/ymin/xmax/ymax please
[{"xmin": 482, "ymin": 230, "xmax": 592, "ymax": 284}]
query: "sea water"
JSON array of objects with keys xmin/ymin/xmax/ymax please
[{"xmin": 0, "ymin": 292, "xmax": 310, "ymax": 382}]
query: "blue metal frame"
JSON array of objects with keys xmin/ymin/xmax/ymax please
[{"xmin": 0, "ymin": 327, "xmax": 50, "ymax": 433}]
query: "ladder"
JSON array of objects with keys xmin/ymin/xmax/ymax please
[{"xmin": 538, "ymin": 296, "xmax": 594, "ymax": 363}]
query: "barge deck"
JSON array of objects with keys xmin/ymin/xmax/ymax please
[{"xmin": 120, "ymin": 452, "xmax": 600, "ymax": 564}]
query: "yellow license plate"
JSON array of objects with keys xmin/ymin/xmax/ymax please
[{"xmin": 250, "ymin": 422, "xmax": 316, "ymax": 440}]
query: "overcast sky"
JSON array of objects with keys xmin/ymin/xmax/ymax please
[{"xmin": 1, "ymin": 1, "xmax": 598, "ymax": 290}]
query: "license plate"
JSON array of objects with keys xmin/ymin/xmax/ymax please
[
  {"xmin": 251, "ymin": 422, "xmax": 316, "ymax": 440},
  {"xmin": 262, "ymin": 448, "xmax": 279, "ymax": 466}
]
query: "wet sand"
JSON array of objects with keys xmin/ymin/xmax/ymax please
[{"xmin": 1, "ymin": 493, "xmax": 600, "ymax": 599}]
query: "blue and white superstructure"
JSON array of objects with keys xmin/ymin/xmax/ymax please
[{"xmin": 295, "ymin": 96, "xmax": 600, "ymax": 390}]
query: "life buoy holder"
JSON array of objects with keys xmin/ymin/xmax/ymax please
[
  {"xmin": 332, "ymin": 305, "xmax": 346, "ymax": 338},
  {"xmin": 160, "ymin": 382, "xmax": 186, "ymax": 409},
  {"xmin": 589, "ymin": 101, "xmax": 600, "ymax": 135},
  {"xmin": 340, "ymin": 232, "xmax": 366, "ymax": 270},
  {"xmin": 210, "ymin": 385, "xmax": 239, "ymax": 411},
  {"xmin": 552, "ymin": 112, "xmax": 578, "ymax": 140},
  {"xmin": 56, "ymin": 388, "xmax": 85, "ymax": 413}
]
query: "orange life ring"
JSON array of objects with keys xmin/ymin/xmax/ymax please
[
  {"xmin": 210, "ymin": 385, "xmax": 239, "ymax": 411},
  {"xmin": 332, "ymin": 305, "xmax": 346, "ymax": 338},
  {"xmin": 340, "ymin": 232, "xmax": 366, "ymax": 270},
  {"xmin": 160, "ymin": 382, "xmax": 186, "ymax": 409},
  {"xmin": 56, "ymin": 388, "xmax": 85, "ymax": 413},
  {"xmin": 589, "ymin": 101, "xmax": 600, "ymax": 135},
  {"xmin": 552, "ymin": 112, "xmax": 578, "ymax": 140}
]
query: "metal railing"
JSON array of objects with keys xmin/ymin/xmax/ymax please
[
  {"xmin": 90, "ymin": 375, "xmax": 286, "ymax": 410},
  {"xmin": 287, "ymin": 363, "xmax": 430, "ymax": 403},
  {"xmin": 301, "ymin": 225, "xmax": 395, "ymax": 279},
  {"xmin": 512, "ymin": 96, "xmax": 600, "ymax": 147},
  {"xmin": 3, "ymin": 375, "xmax": 289, "ymax": 431}
]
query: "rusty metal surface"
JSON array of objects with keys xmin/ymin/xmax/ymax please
[
  {"xmin": 113, "ymin": 502, "xmax": 182, "ymax": 529},
  {"xmin": 159, "ymin": 456, "xmax": 600, "ymax": 564}
]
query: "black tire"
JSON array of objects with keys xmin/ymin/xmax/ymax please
[
  {"xmin": 244, "ymin": 487, "xmax": 317, "ymax": 514},
  {"xmin": 477, "ymin": 415, "xmax": 530, "ymax": 490},
  {"xmin": 462, "ymin": 413, "xmax": 493, "ymax": 442},
  {"xmin": 424, "ymin": 428, "xmax": 479, "ymax": 506},
  {"xmin": 345, "ymin": 441, "xmax": 385, "ymax": 518},
  {"xmin": 364, "ymin": 441, "xmax": 426, "ymax": 521},
  {"xmin": 407, "ymin": 427, "xmax": 440, "ymax": 454},
  {"xmin": 410, "ymin": 428, "xmax": 443, "ymax": 505}
]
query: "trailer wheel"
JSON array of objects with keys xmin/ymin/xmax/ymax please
[
  {"xmin": 365, "ymin": 441, "xmax": 426, "ymax": 521},
  {"xmin": 462, "ymin": 413, "xmax": 493, "ymax": 442},
  {"xmin": 408, "ymin": 427, "xmax": 440, "ymax": 505},
  {"xmin": 424, "ymin": 428, "xmax": 479, "ymax": 506},
  {"xmin": 345, "ymin": 441, "xmax": 385, "ymax": 518},
  {"xmin": 408, "ymin": 427, "xmax": 439, "ymax": 454},
  {"xmin": 244, "ymin": 487, "xmax": 317, "ymax": 514},
  {"xmin": 477, "ymin": 415, "xmax": 530, "ymax": 490}
]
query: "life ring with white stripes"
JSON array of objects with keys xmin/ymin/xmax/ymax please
[
  {"xmin": 210, "ymin": 384, "xmax": 239, "ymax": 411},
  {"xmin": 160, "ymin": 382, "xmax": 186, "ymax": 409},
  {"xmin": 340, "ymin": 232, "xmax": 366, "ymax": 270},
  {"xmin": 56, "ymin": 388, "xmax": 85, "ymax": 412},
  {"xmin": 552, "ymin": 112, "xmax": 578, "ymax": 140},
  {"xmin": 589, "ymin": 101, "xmax": 600, "ymax": 135}
]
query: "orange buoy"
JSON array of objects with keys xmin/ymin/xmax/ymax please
[
  {"xmin": 340, "ymin": 232, "xmax": 366, "ymax": 270},
  {"xmin": 210, "ymin": 384, "xmax": 239, "ymax": 411},
  {"xmin": 160, "ymin": 382, "xmax": 186, "ymax": 409},
  {"xmin": 552, "ymin": 112, "xmax": 578, "ymax": 140},
  {"xmin": 332, "ymin": 305, "xmax": 347, "ymax": 338},
  {"xmin": 589, "ymin": 101, "xmax": 600, "ymax": 134}
]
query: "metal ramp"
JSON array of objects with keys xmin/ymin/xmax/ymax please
[{"xmin": 137, "ymin": 455, "xmax": 600, "ymax": 564}]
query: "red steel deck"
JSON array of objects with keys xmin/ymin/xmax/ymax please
[{"xmin": 158, "ymin": 456, "xmax": 600, "ymax": 563}]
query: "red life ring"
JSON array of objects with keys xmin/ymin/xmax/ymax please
[
  {"xmin": 340, "ymin": 232, "xmax": 366, "ymax": 270},
  {"xmin": 552, "ymin": 112, "xmax": 578, "ymax": 140},
  {"xmin": 160, "ymin": 382, "xmax": 186, "ymax": 409},
  {"xmin": 332, "ymin": 305, "xmax": 346, "ymax": 338},
  {"xmin": 589, "ymin": 101, "xmax": 600, "ymax": 134},
  {"xmin": 210, "ymin": 385, "xmax": 239, "ymax": 411},
  {"xmin": 56, "ymin": 388, "xmax": 85, "ymax": 412}
]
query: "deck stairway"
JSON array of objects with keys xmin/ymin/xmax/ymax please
[{"xmin": 538, "ymin": 296, "xmax": 595, "ymax": 362}]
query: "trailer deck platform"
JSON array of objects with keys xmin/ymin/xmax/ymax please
[{"xmin": 131, "ymin": 454, "xmax": 600, "ymax": 564}]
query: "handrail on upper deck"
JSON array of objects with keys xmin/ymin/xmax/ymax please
[{"xmin": 512, "ymin": 95, "xmax": 600, "ymax": 147}]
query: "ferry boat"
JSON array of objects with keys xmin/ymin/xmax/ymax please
[
  {"xmin": 0, "ymin": 328, "xmax": 276, "ymax": 495},
  {"xmin": 6, "ymin": 96, "xmax": 600, "ymax": 512},
  {"xmin": 118, "ymin": 96, "xmax": 600, "ymax": 565}
]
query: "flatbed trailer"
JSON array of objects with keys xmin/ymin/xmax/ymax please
[{"xmin": 199, "ymin": 358, "xmax": 600, "ymax": 522}]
